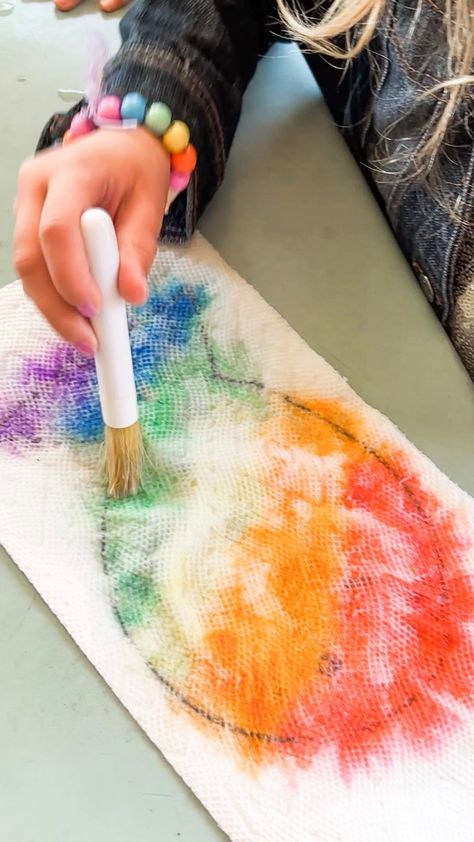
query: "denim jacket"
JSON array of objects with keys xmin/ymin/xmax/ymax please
[{"xmin": 37, "ymin": 0, "xmax": 474, "ymax": 382}]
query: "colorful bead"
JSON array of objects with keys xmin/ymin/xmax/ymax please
[
  {"xmin": 70, "ymin": 113, "xmax": 95, "ymax": 139},
  {"xmin": 165, "ymin": 170, "xmax": 192, "ymax": 214},
  {"xmin": 120, "ymin": 92, "xmax": 147, "ymax": 123},
  {"xmin": 169, "ymin": 170, "xmax": 191, "ymax": 192},
  {"xmin": 97, "ymin": 95, "xmax": 121, "ymax": 121},
  {"xmin": 162, "ymin": 120, "xmax": 190, "ymax": 154},
  {"xmin": 67, "ymin": 91, "xmax": 196, "ymax": 213},
  {"xmin": 170, "ymin": 144, "xmax": 197, "ymax": 174},
  {"xmin": 145, "ymin": 102, "xmax": 172, "ymax": 136}
]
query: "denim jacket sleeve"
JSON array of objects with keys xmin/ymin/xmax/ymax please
[{"xmin": 37, "ymin": 0, "xmax": 278, "ymax": 242}]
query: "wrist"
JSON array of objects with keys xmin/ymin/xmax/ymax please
[{"xmin": 63, "ymin": 93, "xmax": 197, "ymax": 213}]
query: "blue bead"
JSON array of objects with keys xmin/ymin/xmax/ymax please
[{"xmin": 120, "ymin": 92, "xmax": 147, "ymax": 123}]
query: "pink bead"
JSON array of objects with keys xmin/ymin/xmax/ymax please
[
  {"xmin": 70, "ymin": 113, "xmax": 95, "ymax": 139},
  {"xmin": 97, "ymin": 96, "xmax": 122, "ymax": 121},
  {"xmin": 169, "ymin": 170, "xmax": 191, "ymax": 192}
]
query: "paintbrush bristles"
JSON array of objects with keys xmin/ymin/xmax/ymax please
[{"xmin": 104, "ymin": 421, "xmax": 144, "ymax": 498}]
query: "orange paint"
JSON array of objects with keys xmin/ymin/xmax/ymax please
[
  {"xmin": 189, "ymin": 503, "xmax": 344, "ymax": 745},
  {"xmin": 183, "ymin": 395, "xmax": 474, "ymax": 772}
]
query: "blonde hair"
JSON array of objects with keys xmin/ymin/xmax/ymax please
[{"xmin": 277, "ymin": 0, "xmax": 474, "ymax": 172}]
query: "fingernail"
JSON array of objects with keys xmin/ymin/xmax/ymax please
[
  {"xmin": 78, "ymin": 303, "xmax": 98, "ymax": 319},
  {"xmin": 75, "ymin": 340, "xmax": 96, "ymax": 357}
]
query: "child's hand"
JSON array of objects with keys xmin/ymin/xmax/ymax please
[
  {"xmin": 54, "ymin": 0, "xmax": 129, "ymax": 12},
  {"xmin": 14, "ymin": 128, "xmax": 169, "ymax": 355}
]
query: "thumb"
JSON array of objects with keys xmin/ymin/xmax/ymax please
[{"xmin": 115, "ymin": 196, "xmax": 165, "ymax": 305}]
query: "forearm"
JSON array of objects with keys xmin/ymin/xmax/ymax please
[
  {"xmin": 105, "ymin": 0, "xmax": 278, "ymax": 240},
  {"xmin": 38, "ymin": 0, "xmax": 279, "ymax": 241}
]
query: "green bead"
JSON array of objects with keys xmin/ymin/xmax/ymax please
[{"xmin": 145, "ymin": 102, "xmax": 172, "ymax": 136}]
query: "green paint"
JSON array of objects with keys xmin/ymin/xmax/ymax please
[
  {"xmin": 109, "ymin": 457, "xmax": 181, "ymax": 512},
  {"xmin": 139, "ymin": 328, "xmax": 267, "ymax": 450},
  {"xmin": 141, "ymin": 377, "xmax": 189, "ymax": 441},
  {"xmin": 208, "ymin": 376, "xmax": 267, "ymax": 413},
  {"xmin": 211, "ymin": 339, "xmax": 255, "ymax": 380},
  {"xmin": 103, "ymin": 535, "xmax": 126, "ymax": 571},
  {"xmin": 92, "ymin": 278, "xmax": 273, "ymax": 689},
  {"xmin": 115, "ymin": 571, "xmax": 160, "ymax": 627}
]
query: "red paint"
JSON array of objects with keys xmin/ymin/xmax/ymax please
[
  {"xmin": 184, "ymin": 397, "xmax": 474, "ymax": 774},
  {"xmin": 282, "ymin": 447, "xmax": 474, "ymax": 772}
]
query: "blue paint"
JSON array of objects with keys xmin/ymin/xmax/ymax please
[
  {"xmin": 1, "ymin": 281, "xmax": 211, "ymax": 448},
  {"xmin": 131, "ymin": 283, "xmax": 209, "ymax": 389}
]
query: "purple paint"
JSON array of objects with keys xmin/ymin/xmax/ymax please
[
  {"xmin": 0, "ymin": 399, "xmax": 41, "ymax": 444},
  {"xmin": 0, "ymin": 282, "xmax": 210, "ymax": 453},
  {"xmin": 0, "ymin": 342, "xmax": 99, "ymax": 452}
]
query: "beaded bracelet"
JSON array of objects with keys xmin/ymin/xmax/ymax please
[{"xmin": 63, "ymin": 92, "xmax": 197, "ymax": 213}]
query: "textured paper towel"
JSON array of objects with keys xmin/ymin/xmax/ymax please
[{"xmin": 0, "ymin": 234, "xmax": 473, "ymax": 842}]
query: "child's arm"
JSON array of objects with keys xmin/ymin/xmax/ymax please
[
  {"xmin": 14, "ymin": 0, "xmax": 278, "ymax": 354},
  {"xmin": 101, "ymin": 0, "xmax": 278, "ymax": 238}
]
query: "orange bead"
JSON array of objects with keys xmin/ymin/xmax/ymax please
[
  {"xmin": 63, "ymin": 129, "xmax": 73, "ymax": 145},
  {"xmin": 170, "ymin": 144, "xmax": 197, "ymax": 174}
]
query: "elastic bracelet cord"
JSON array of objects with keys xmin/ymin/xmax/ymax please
[{"xmin": 62, "ymin": 92, "xmax": 197, "ymax": 213}]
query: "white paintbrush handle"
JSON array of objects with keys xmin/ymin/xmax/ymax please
[{"xmin": 80, "ymin": 208, "xmax": 138, "ymax": 430}]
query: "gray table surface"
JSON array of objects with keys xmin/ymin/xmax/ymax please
[{"xmin": 1, "ymin": 4, "xmax": 473, "ymax": 841}]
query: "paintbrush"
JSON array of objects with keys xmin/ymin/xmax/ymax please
[{"xmin": 80, "ymin": 208, "xmax": 143, "ymax": 498}]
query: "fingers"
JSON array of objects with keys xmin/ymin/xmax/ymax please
[
  {"xmin": 39, "ymin": 173, "xmax": 103, "ymax": 317},
  {"xmin": 114, "ymin": 126, "xmax": 169, "ymax": 303},
  {"xmin": 14, "ymin": 164, "xmax": 97, "ymax": 354},
  {"xmin": 14, "ymin": 164, "xmax": 46, "ymax": 285},
  {"xmin": 28, "ymin": 279, "xmax": 98, "ymax": 355},
  {"xmin": 114, "ymin": 194, "xmax": 166, "ymax": 304},
  {"xmin": 14, "ymin": 127, "xmax": 168, "ymax": 354},
  {"xmin": 15, "ymin": 236, "xmax": 98, "ymax": 355}
]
